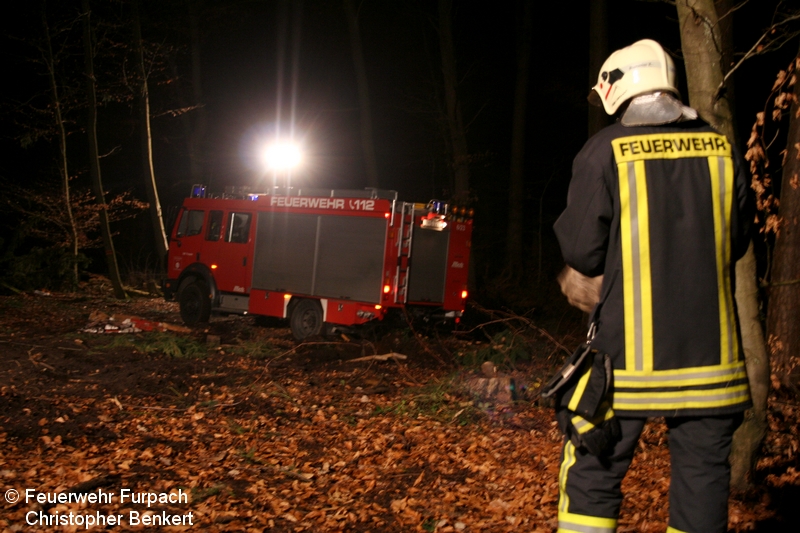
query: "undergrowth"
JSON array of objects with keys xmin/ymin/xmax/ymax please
[
  {"xmin": 374, "ymin": 378, "xmax": 482, "ymax": 425},
  {"xmin": 103, "ymin": 332, "xmax": 208, "ymax": 358},
  {"xmin": 457, "ymin": 328, "xmax": 533, "ymax": 370},
  {"xmin": 225, "ymin": 340, "xmax": 283, "ymax": 360}
]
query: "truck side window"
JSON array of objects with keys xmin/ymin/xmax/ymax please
[
  {"xmin": 176, "ymin": 209, "xmax": 205, "ymax": 237},
  {"xmin": 206, "ymin": 210, "xmax": 223, "ymax": 241},
  {"xmin": 226, "ymin": 212, "xmax": 251, "ymax": 243}
]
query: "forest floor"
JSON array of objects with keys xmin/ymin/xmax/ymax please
[{"xmin": 1, "ymin": 283, "xmax": 798, "ymax": 532}]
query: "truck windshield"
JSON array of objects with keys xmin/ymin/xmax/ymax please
[{"xmin": 176, "ymin": 210, "xmax": 205, "ymax": 237}]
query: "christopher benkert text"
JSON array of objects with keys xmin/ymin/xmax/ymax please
[{"xmin": 26, "ymin": 510, "xmax": 194, "ymax": 528}]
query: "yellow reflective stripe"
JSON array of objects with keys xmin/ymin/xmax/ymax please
[
  {"xmin": 558, "ymin": 441, "xmax": 577, "ymax": 513},
  {"xmin": 619, "ymin": 161, "xmax": 637, "ymax": 372},
  {"xmin": 615, "ymin": 361, "xmax": 746, "ymax": 378},
  {"xmin": 571, "ymin": 405, "xmax": 615, "ymax": 434},
  {"xmin": 634, "ymin": 159, "xmax": 654, "ymax": 372},
  {"xmin": 613, "ymin": 384, "xmax": 750, "ymax": 411},
  {"xmin": 725, "ymin": 153, "xmax": 741, "ymax": 363},
  {"xmin": 612, "ymin": 132, "xmax": 731, "ymax": 163},
  {"xmin": 618, "ymin": 160, "xmax": 653, "ymax": 372},
  {"xmin": 558, "ymin": 511, "xmax": 617, "ymax": 533},
  {"xmin": 567, "ymin": 364, "xmax": 592, "ymax": 412},
  {"xmin": 614, "ymin": 361, "xmax": 747, "ymax": 388},
  {"xmin": 666, "ymin": 527, "xmax": 689, "ymax": 533},
  {"xmin": 615, "ymin": 372, "xmax": 748, "ymax": 388},
  {"xmin": 708, "ymin": 154, "xmax": 739, "ymax": 365},
  {"xmin": 571, "ymin": 415, "xmax": 594, "ymax": 434},
  {"xmin": 708, "ymin": 155, "xmax": 729, "ymax": 363}
]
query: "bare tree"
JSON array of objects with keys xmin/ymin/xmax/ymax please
[
  {"xmin": 3, "ymin": 185, "xmax": 147, "ymax": 253},
  {"xmin": 82, "ymin": 0, "xmax": 126, "ymax": 299},
  {"xmin": 344, "ymin": 0, "xmax": 379, "ymax": 188},
  {"xmin": 162, "ymin": 0, "xmax": 207, "ymax": 188},
  {"xmin": 41, "ymin": 7, "xmax": 80, "ymax": 288},
  {"xmin": 676, "ymin": 0, "xmax": 769, "ymax": 493},
  {"xmin": 132, "ymin": 0, "xmax": 168, "ymax": 262},
  {"xmin": 588, "ymin": 0, "xmax": 611, "ymax": 137},
  {"xmin": 763, "ymin": 47, "xmax": 800, "ymax": 375},
  {"xmin": 437, "ymin": 0, "xmax": 470, "ymax": 203},
  {"xmin": 505, "ymin": 0, "xmax": 532, "ymax": 280},
  {"xmin": 715, "ymin": 2, "xmax": 800, "ymax": 100},
  {"xmin": 187, "ymin": 0, "xmax": 207, "ymax": 186}
]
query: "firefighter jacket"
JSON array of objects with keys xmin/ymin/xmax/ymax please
[{"xmin": 554, "ymin": 119, "xmax": 754, "ymax": 418}]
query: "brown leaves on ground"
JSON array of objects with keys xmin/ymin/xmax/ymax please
[{"xmin": 1, "ymin": 292, "xmax": 799, "ymax": 532}]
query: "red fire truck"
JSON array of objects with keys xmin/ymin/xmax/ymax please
[{"xmin": 163, "ymin": 186, "xmax": 473, "ymax": 340}]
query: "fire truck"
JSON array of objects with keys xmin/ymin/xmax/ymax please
[{"xmin": 163, "ymin": 186, "xmax": 473, "ymax": 340}]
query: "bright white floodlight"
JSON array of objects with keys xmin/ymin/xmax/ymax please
[{"xmin": 263, "ymin": 142, "xmax": 302, "ymax": 171}]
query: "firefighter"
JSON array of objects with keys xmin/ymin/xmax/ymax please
[{"xmin": 552, "ymin": 39, "xmax": 753, "ymax": 533}]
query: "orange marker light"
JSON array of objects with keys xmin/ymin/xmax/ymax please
[
  {"xmin": 375, "ymin": 305, "xmax": 382, "ymax": 310},
  {"xmin": 210, "ymin": 264, "xmax": 218, "ymax": 270},
  {"xmin": 284, "ymin": 294, "xmax": 291, "ymax": 299},
  {"xmin": 461, "ymin": 290, "xmax": 468, "ymax": 299},
  {"xmin": 384, "ymin": 212, "xmax": 390, "ymax": 218},
  {"xmin": 383, "ymin": 284, "xmax": 391, "ymax": 294}
]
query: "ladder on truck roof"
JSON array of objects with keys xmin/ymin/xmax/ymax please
[{"xmin": 394, "ymin": 202, "xmax": 416, "ymax": 304}]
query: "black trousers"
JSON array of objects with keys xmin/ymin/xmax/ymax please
[{"xmin": 557, "ymin": 415, "xmax": 742, "ymax": 533}]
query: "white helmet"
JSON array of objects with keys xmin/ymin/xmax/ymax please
[{"xmin": 589, "ymin": 39, "xmax": 678, "ymax": 115}]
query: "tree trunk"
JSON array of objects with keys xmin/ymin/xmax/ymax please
[
  {"xmin": 588, "ymin": 0, "xmax": 611, "ymax": 137},
  {"xmin": 729, "ymin": 241, "xmax": 771, "ymax": 491},
  {"xmin": 133, "ymin": 0, "xmax": 168, "ymax": 263},
  {"xmin": 506, "ymin": 0, "xmax": 532, "ymax": 280},
  {"xmin": 677, "ymin": 1, "xmax": 735, "ymax": 135},
  {"xmin": 82, "ymin": 0, "xmax": 126, "ymax": 300},
  {"xmin": 715, "ymin": 0, "xmax": 737, "ymax": 143},
  {"xmin": 437, "ymin": 0, "xmax": 470, "ymax": 203},
  {"xmin": 767, "ymin": 45, "xmax": 800, "ymax": 371},
  {"xmin": 344, "ymin": 0, "xmax": 379, "ymax": 189},
  {"xmin": 42, "ymin": 10, "xmax": 79, "ymax": 289},
  {"xmin": 676, "ymin": 0, "xmax": 768, "ymax": 493},
  {"xmin": 188, "ymin": 0, "xmax": 207, "ymax": 187}
]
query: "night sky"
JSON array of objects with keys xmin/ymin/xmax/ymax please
[{"xmin": 1, "ymin": 0, "xmax": 797, "ymax": 297}]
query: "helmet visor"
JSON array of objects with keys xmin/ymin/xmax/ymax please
[{"xmin": 587, "ymin": 89, "xmax": 603, "ymax": 108}]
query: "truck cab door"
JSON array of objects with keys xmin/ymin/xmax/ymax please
[
  {"xmin": 213, "ymin": 211, "xmax": 253, "ymax": 294},
  {"xmin": 199, "ymin": 208, "xmax": 224, "ymax": 271},
  {"xmin": 169, "ymin": 208, "xmax": 206, "ymax": 277}
]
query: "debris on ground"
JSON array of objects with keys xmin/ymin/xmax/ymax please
[
  {"xmin": 465, "ymin": 376, "xmax": 517, "ymax": 403},
  {"xmin": 349, "ymin": 352, "xmax": 408, "ymax": 362},
  {"xmin": 83, "ymin": 310, "xmax": 192, "ymax": 334}
]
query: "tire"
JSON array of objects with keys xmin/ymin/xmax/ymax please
[
  {"xmin": 289, "ymin": 299, "xmax": 324, "ymax": 341},
  {"xmin": 179, "ymin": 280, "xmax": 211, "ymax": 325}
]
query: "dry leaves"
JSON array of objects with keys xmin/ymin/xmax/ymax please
[{"xmin": 1, "ymin": 293, "xmax": 799, "ymax": 532}]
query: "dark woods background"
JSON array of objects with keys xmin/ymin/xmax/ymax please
[{"xmin": 0, "ymin": 0, "xmax": 796, "ymax": 319}]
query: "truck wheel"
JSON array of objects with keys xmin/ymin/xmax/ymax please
[
  {"xmin": 179, "ymin": 280, "xmax": 211, "ymax": 325},
  {"xmin": 290, "ymin": 299, "xmax": 323, "ymax": 340}
]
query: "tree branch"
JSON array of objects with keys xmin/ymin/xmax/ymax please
[
  {"xmin": 716, "ymin": 0, "xmax": 750, "ymax": 23},
  {"xmin": 716, "ymin": 9, "xmax": 800, "ymax": 99}
]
